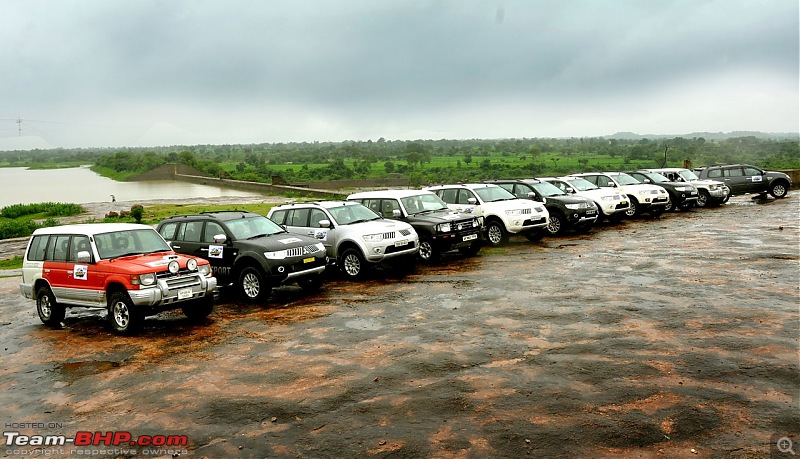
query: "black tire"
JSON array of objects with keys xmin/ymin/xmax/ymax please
[
  {"xmin": 339, "ymin": 248, "xmax": 366, "ymax": 279},
  {"xmin": 770, "ymin": 181, "xmax": 789, "ymax": 198},
  {"xmin": 485, "ymin": 220, "xmax": 508, "ymax": 246},
  {"xmin": 239, "ymin": 266, "xmax": 270, "ymax": 302},
  {"xmin": 298, "ymin": 275, "xmax": 324, "ymax": 291},
  {"xmin": 624, "ymin": 197, "xmax": 639, "ymax": 217},
  {"xmin": 417, "ymin": 238, "xmax": 439, "ymax": 263},
  {"xmin": 524, "ymin": 229, "xmax": 545, "ymax": 241},
  {"xmin": 696, "ymin": 189, "xmax": 711, "ymax": 208},
  {"xmin": 545, "ymin": 213, "xmax": 565, "ymax": 236},
  {"xmin": 664, "ymin": 196, "xmax": 674, "ymax": 212},
  {"xmin": 36, "ymin": 285, "xmax": 65, "ymax": 326},
  {"xmin": 182, "ymin": 296, "xmax": 214, "ymax": 322},
  {"xmin": 108, "ymin": 291, "xmax": 143, "ymax": 334},
  {"xmin": 458, "ymin": 241, "xmax": 481, "ymax": 256}
]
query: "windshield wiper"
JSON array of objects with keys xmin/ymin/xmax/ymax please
[
  {"xmin": 247, "ymin": 233, "xmax": 271, "ymax": 239},
  {"xmin": 116, "ymin": 251, "xmax": 145, "ymax": 258}
]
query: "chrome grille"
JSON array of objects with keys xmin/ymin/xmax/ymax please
[
  {"xmin": 399, "ymin": 229, "xmax": 411, "ymax": 236},
  {"xmin": 164, "ymin": 275, "xmax": 201, "ymax": 290},
  {"xmin": 383, "ymin": 231, "xmax": 396, "ymax": 239},
  {"xmin": 286, "ymin": 244, "xmax": 322, "ymax": 257}
]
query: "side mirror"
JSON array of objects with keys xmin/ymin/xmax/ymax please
[
  {"xmin": 467, "ymin": 197, "xmax": 477, "ymax": 205},
  {"xmin": 318, "ymin": 219, "xmax": 332, "ymax": 228},
  {"xmin": 213, "ymin": 234, "xmax": 227, "ymax": 244},
  {"xmin": 526, "ymin": 192, "xmax": 536, "ymax": 200},
  {"xmin": 77, "ymin": 251, "xmax": 91, "ymax": 263},
  {"xmin": 392, "ymin": 209, "xmax": 401, "ymax": 218}
]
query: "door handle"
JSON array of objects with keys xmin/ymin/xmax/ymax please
[
  {"xmin": 200, "ymin": 248, "xmax": 208, "ymax": 252},
  {"xmin": 172, "ymin": 245, "xmax": 181, "ymax": 249},
  {"xmin": 67, "ymin": 270, "xmax": 73, "ymax": 275}
]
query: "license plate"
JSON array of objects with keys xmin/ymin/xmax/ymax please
[
  {"xmin": 586, "ymin": 209, "xmax": 597, "ymax": 215},
  {"xmin": 303, "ymin": 257, "xmax": 315, "ymax": 263},
  {"xmin": 177, "ymin": 288, "xmax": 192, "ymax": 300},
  {"xmin": 620, "ymin": 201, "xmax": 628, "ymax": 205},
  {"xmin": 395, "ymin": 239, "xmax": 408, "ymax": 247},
  {"xmin": 463, "ymin": 234, "xmax": 478, "ymax": 241}
]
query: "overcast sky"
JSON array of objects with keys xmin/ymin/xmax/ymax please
[{"xmin": 1, "ymin": 0, "xmax": 797, "ymax": 150}]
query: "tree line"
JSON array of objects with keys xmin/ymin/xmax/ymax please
[{"xmin": 1, "ymin": 135, "xmax": 797, "ymax": 186}]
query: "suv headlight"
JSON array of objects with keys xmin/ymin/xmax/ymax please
[
  {"xmin": 708, "ymin": 184, "xmax": 718, "ymax": 190},
  {"xmin": 505, "ymin": 209, "xmax": 525, "ymax": 216},
  {"xmin": 601, "ymin": 196, "xmax": 615, "ymax": 202},
  {"xmin": 265, "ymin": 250, "xmax": 287, "ymax": 260},
  {"xmin": 649, "ymin": 190, "xmax": 661, "ymax": 195},
  {"xmin": 437, "ymin": 223, "xmax": 451, "ymax": 232},
  {"xmin": 363, "ymin": 233, "xmax": 384, "ymax": 242},
  {"xmin": 674, "ymin": 186, "xmax": 688, "ymax": 191},
  {"xmin": 197, "ymin": 264, "xmax": 212, "ymax": 276},
  {"xmin": 565, "ymin": 203, "xmax": 582, "ymax": 210},
  {"xmin": 472, "ymin": 219, "xmax": 480, "ymax": 228},
  {"xmin": 132, "ymin": 273, "xmax": 156, "ymax": 286}
]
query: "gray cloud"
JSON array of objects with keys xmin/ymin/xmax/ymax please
[{"xmin": 1, "ymin": 0, "xmax": 797, "ymax": 148}]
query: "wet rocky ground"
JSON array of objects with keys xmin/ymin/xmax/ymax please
[{"xmin": 0, "ymin": 194, "xmax": 798, "ymax": 458}]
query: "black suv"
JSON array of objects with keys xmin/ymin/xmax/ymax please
[
  {"xmin": 156, "ymin": 211, "xmax": 327, "ymax": 301},
  {"xmin": 486, "ymin": 179, "xmax": 598, "ymax": 235},
  {"xmin": 694, "ymin": 164, "xmax": 791, "ymax": 199},
  {"xmin": 626, "ymin": 170, "xmax": 699, "ymax": 212},
  {"xmin": 346, "ymin": 189, "xmax": 482, "ymax": 261}
]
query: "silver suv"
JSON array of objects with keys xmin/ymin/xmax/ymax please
[{"xmin": 268, "ymin": 201, "xmax": 419, "ymax": 279}]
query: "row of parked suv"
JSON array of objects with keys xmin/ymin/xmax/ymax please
[{"xmin": 19, "ymin": 164, "xmax": 791, "ymax": 333}]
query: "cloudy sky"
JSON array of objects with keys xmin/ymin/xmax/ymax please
[{"xmin": 1, "ymin": 0, "xmax": 797, "ymax": 150}]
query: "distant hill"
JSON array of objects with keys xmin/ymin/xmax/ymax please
[{"xmin": 605, "ymin": 131, "xmax": 799, "ymax": 141}]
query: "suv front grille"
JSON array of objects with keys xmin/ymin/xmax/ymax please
[
  {"xmin": 399, "ymin": 229, "xmax": 411, "ymax": 236},
  {"xmin": 286, "ymin": 244, "xmax": 322, "ymax": 257}
]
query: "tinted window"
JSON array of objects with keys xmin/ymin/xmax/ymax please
[
  {"xmin": 27, "ymin": 235, "xmax": 49, "ymax": 261},
  {"xmin": 707, "ymin": 169, "xmax": 722, "ymax": 178},
  {"xmin": 71, "ymin": 236, "xmax": 91, "ymax": 261},
  {"xmin": 270, "ymin": 209, "xmax": 287, "ymax": 225},
  {"xmin": 289, "ymin": 208, "xmax": 311, "ymax": 227},
  {"xmin": 159, "ymin": 222, "xmax": 178, "ymax": 240},
  {"xmin": 379, "ymin": 199, "xmax": 400, "ymax": 217},
  {"xmin": 438, "ymin": 188, "xmax": 457, "ymax": 204},
  {"xmin": 309, "ymin": 209, "xmax": 328, "ymax": 227},
  {"xmin": 456, "ymin": 189, "xmax": 473, "ymax": 204},
  {"xmin": 724, "ymin": 168, "xmax": 744, "ymax": 177},
  {"xmin": 183, "ymin": 221, "xmax": 204, "ymax": 242},
  {"xmin": 743, "ymin": 167, "xmax": 761, "ymax": 176},
  {"xmin": 203, "ymin": 222, "xmax": 225, "ymax": 243},
  {"xmin": 52, "ymin": 235, "xmax": 71, "ymax": 262}
]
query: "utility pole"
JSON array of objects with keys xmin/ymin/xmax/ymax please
[{"xmin": 16, "ymin": 117, "xmax": 22, "ymax": 136}]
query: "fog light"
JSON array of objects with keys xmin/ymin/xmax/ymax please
[
  {"xmin": 374, "ymin": 248, "xmax": 382, "ymax": 254},
  {"xmin": 278, "ymin": 266, "xmax": 285, "ymax": 273}
]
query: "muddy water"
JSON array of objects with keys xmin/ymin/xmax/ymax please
[{"xmin": 0, "ymin": 195, "xmax": 798, "ymax": 458}]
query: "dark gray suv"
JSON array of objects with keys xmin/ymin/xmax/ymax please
[{"xmin": 694, "ymin": 164, "xmax": 791, "ymax": 199}]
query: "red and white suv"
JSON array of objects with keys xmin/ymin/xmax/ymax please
[{"xmin": 20, "ymin": 223, "xmax": 217, "ymax": 334}]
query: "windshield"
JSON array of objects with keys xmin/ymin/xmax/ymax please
[
  {"xmin": 530, "ymin": 181, "xmax": 566, "ymax": 197},
  {"xmin": 678, "ymin": 169, "xmax": 699, "ymax": 181},
  {"xmin": 566, "ymin": 178, "xmax": 599, "ymax": 191},
  {"xmin": 400, "ymin": 193, "xmax": 448, "ymax": 214},
  {"xmin": 644, "ymin": 173, "xmax": 668, "ymax": 183},
  {"xmin": 328, "ymin": 203, "xmax": 381, "ymax": 225},
  {"xmin": 474, "ymin": 185, "xmax": 516, "ymax": 202},
  {"xmin": 226, "ymin": 216, "xmax": 285, "ymax": 239},
  {"xmin": 613, "ymin": 173, "xmax": 641, "ymax": 185},
  {"xmin": 95, "ymin": 228, "xmax": 171, "ymax": 260}
]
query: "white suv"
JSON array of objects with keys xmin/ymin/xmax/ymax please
[
  {"xmin": 572, "ymin": 172, "xmax": 669, "ymax": 217},
  {"xmin": 267, "ymin": 201, "xmax": 419, "ymax": 279},
  {"xmin": 647, "ymin": 167, "xmax": 730, "ymax": 207},
  {"xmin": 540, "ymin": 176, "xmax": 630, "ymax": 222},
  {"xmin": 424, "ymin": 183, "xmax": 549, "ymax": 245}
]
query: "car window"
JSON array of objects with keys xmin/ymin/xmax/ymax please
[
  {"xmin": 27, "ymin": 235, "xmax": 49, "ymax": 261},
  {"xmin": 71, "ymin": 236, "xmax": 91, "ymax": 261},
  {"xmin": 456, "ymin": 189, "xmax": 475, "ymax": 204},
  {"xmin": 51, "ymin": 235, "xmax": 71, "ymax": 262},
  {"xmin": 183, "ymin": 221, "xmax": 204, "ymax": 242},
  {"xmin": 159, "ymin": 222, "xmax": 178, "ymax": 240},
  {"xmin": 743, "ymin": 167, "xmax": 761, "ymax": 176},
  {"xmin": 270, "ymin": 209, "xmax": 287, "ymax": 225},
  {"xmin": 309, "ymin": 209, "xmax": 328, "ymax": 227},
  {"xmin": 289, "ymin": 208, "xmax": 311, "ymax": 227},
  {"xmin": 438, "ymin": 188, "xmax": 457, "ymax": 204},
  {"xmin": 496, "ymin": 183, "xmax": 515, "ymax": 195},
  {"xmin": 203, "ymin": 222, "xmax": 225, "ymax": 243},
  {"xmin": 380, "ymin": 199, "xmax": 400, "ymax": 217},
  {"xmin": 706, "ymin": 168, "xmax": 722, "ymax": 178},
  {"xmin": 724, "ymin": 168, "xmax": 744, "ymax": 177},
  {"xmin": 358, "ymin": 199, "xmax": 381, "ymax": 215},
  {"xmin": 596, "ymin": 176, "xmax": 610, "ymax": 187},
  {"xmin": 530, "ymin": 181, "xmax": 565, "ymax": 197}
]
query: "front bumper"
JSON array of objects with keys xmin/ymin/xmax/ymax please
[
  {"xmin": 433, "ymin": 228, "xmax": 481, "ymax": 251},
  {"xmin": 364, "ymin": 239, "xmax": 420, "ymax": 262},
  {"xmin": 129, "ymin": 275, "xmax": 217, "ymax": 308}
]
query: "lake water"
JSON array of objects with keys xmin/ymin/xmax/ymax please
[{"xmin": 0, "ymin": 166, "xmax": 259, "ymax": 208}]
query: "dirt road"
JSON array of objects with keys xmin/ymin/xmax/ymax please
[{"xmin": 1, "ymin": 195, "xmax": 798, "ymax": 458}]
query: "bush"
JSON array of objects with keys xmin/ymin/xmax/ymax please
[
  {"xmin": 130, "ymin": 205, "xmax": 144, "ymax": 223},
  {"xmin": 0, "ymin": 202, "xmax": 84, "ymax": 219}
]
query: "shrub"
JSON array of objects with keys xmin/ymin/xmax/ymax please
[{"xmin": 130, "ymin": 205, "xmax": 144, "ymax": 223}]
